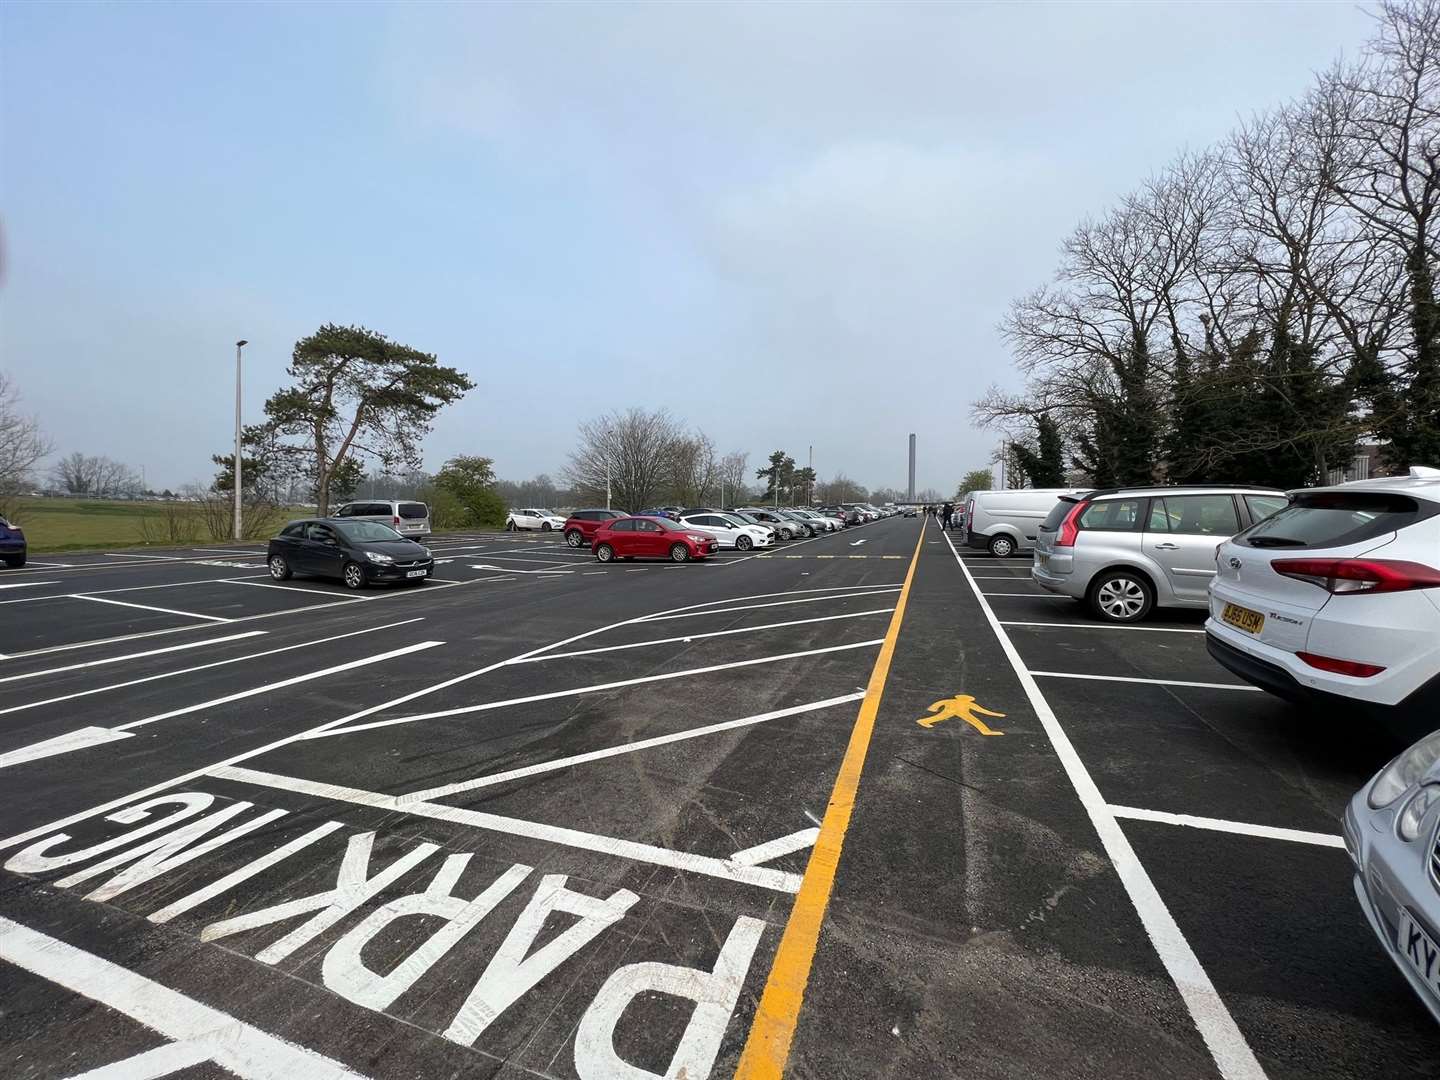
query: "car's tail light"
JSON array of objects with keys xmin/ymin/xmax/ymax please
[
  {"xmin": 1297, "ymin": 651, "xmax": 1387, "ymax": 678},
  {"xmin": 1054, "ymin": 500, "xmax": 1088, "ymax": 547},
  {"xmin": 1271, "ymin": 558, "xmax": 1440, "ymax": 594},
  {"xmin": 393, "ymin": 515, "xmax": 401, "ymax": 526}
]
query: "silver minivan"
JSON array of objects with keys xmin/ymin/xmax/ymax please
[
  {"xmin": 333, "ymin": 499, "xmax": 432, "ymax": 539},
  {"xmin": 962, "ymin": 488, "xmax": 1091, "ymax": 557},
  {"xmin": 1031, "ymin": 486, "xmax": 1287, "ymax": 622}
]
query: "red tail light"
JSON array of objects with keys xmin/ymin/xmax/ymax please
[
  {"xmin": 1054, "ymin": 500, "xmax": 1088, "ymax": 547},
  {"xmin": 1271, "ymin": 558, "xmax": 1440, "ymax": 594},
  {"xmin": 393, "ymin": 515, "xmax": 401, "ymax": 526},
  {"xmin": 1296, "ymin": 652, "xmax": 1387, "ymax": 678}
]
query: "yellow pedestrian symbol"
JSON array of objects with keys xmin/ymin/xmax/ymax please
[{"xmin": 917, "ymin": 694, "xmax": 1006, "ymax": 735}]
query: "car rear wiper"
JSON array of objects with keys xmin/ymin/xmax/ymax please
[{"xmin": 1246, "ymin": 536, "xmax": 1306, "ymax": 547}]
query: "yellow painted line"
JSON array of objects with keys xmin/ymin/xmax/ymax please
[{"xmin": 735, "ymin": 519, "xmax": 926, "ymax": 1079}]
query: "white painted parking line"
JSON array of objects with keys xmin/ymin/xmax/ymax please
[
  {"xmin": 311, "ymin": 640, "xmax": 884, "ymax": 739},
  {"xmin": 211, "ymin": 765, "xmax": 802, "ymax": 893},
  {"xmin": 640, "ymin": 589, "xmax": 903, "ymax": 624},
  {"xmin": 981, "ymin": 592, "xmax": 1067, "ymax": 598},
  {"xmin": 470, "ymin": 564, "xmax": 573, "ymax": 575},
  {"xmin": 193, "ymin": 548, "xmax": 262, "ymax": 556},
  {"xmin": 1108, "ymin": 805, "xmax": 1345, "ymax": 849},
  {"xmin": 104, "ymin": 552, "xmax": 182, "ymax": 560},
  {"xmin": 510, "ymin": 610, "xmax": 896, "ymax": 664},
  {"xmin": 114, "ymin": 640, "xmax": 446, "ymax": 732},
  {"xmin": 0, "ymin": 580, "xmax": 59, "ymax": 590},
  {"xmin": 0, "ymin": 915, "xmax": 369, "ymax": 1079},
  {"xmin": 1031, "ymin": 671, "xmax": 1261, "ymax": 692},
  {"xmin": 940, "ymin": 523, "xmax": 1265, "ymax": 1080},
  {"xmin": 71, "ymin": 594, "xmax": 233, "ymax": 622},
  {"xmin": 730, "ymin": 828, "xmax": 821, "ymax": 867},
  {"xmin": 1000, "ymin": 621, "xmax": 1206, "ymax": 634},
  {"xmin": 0, "ymin": 619, "xmax": 427, "ymax": 718},
  {"xmin": 20, "ymin": 560, "xmax": 74, "ymax": 568},
  {"xmin": 0, "ymin": 726, "xmax": 134, "ymax": 768},
  {"xmin": 224, "ymin": 579, "xmax": 363, "ymax": 597},
  {"xmin": 0, "ymin": 630, "xmax": 268, "ymax": 683},
  {"xmin": 400, "ymin": 693, "xmax": 867, "ymax": 803}
]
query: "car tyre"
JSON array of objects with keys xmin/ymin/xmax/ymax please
[
  {"xmin": 3, "ymin": 555, "xmax": 24, "ymax": 569},
  {"xmin": 736, "ymin": 535, "xmax": 753, "ymax": 551},
  {"xmin": 670, "ymin": 543, "xmax": 690, "ymax": 563},
  {"xmin": 1088, "ymin": 570, "xmax": 1154, "ymax": 623},
  {"xmin": 565, "ymin": 529, "xmax": 585, "ymax": 548},
  {"xmin": 342, "ymin": 561, "xmax": 367, "ymax": 590},
  {"xmin": 987, "ymin": 534, "xmax": 1017, "ymax": 558},
  {"xmin": 505, "ymin": 519, "xmax": 516, "ymax": 532},
  {"xmin": 268, "ymin": 554, "xmax": 292, "ymax": 580},
  {"xmin": 541, "ymin": 522, "xmax": 552, "ymax": 531},
  {"xmin": 596, "ymin": 543, "xmax": 615, "ymax": 563}
]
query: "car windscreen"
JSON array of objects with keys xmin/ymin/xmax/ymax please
[
  {"xmin": 334, "ymin": 520, "xmax": 404, "ymax": 542},
  {"xmin": 1039, "ymin": 498, "xmax": 1078, "ymax": 531},
  {"xmin": 720, "ymin": 514, "xmax": 749, "ymax": 527},
  {"xmin": 1238, "ymin": 492, "xmax": 1438, "ymax": 549},
  {"xmin": 399, "ymin": 503, "xmax": 428, "ymax": 519}
]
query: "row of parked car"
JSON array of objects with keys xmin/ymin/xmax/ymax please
[{"xmin": 961, "ymin": 471, "xmax": 1440, "ymax": 1022}]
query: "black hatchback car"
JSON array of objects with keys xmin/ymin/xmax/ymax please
[{"xmin": 267, "ymin": 518, "xmax": 434, "ymax": 590}]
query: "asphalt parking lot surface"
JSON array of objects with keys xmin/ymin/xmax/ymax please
[{"xmin": 0, "ymin": 518, "xmax": 1435, "ymax": 1079}]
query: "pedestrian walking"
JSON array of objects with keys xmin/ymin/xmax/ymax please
[{"xmin": 942, "ymin": 501, "xmax": 953, "ymax": 529}]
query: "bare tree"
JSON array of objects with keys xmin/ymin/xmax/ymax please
[
  {"xmin": 717, "ymin": 451, "xmax": 749, "ymax": 505},
  {"xmin": 666, "ymin": 433, "xmax": 717, "ymax": 506},
  {"xmin": 0, "ymin": 374, "xmax": 51, "ymax": 519},
  {"xmin": 815, "ymin": 473, "xmax": 867, "ymax": 504},
  {"xmin": 562, "ymin": 408, "xmax": 684, "ymax": 513}
]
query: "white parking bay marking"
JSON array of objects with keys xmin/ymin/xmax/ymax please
[
  {"xmin": 638, "ymin": 589, "xmax": 902, "ymax": 624},
  {"xmin": 70, "ymin": 594, "xmax": 234, "ymax": 622},
  {"xmin": 0, "ymin": 916, "xmax": 370, "ymax": 1079},
  {"xmin": 509, "ymin": 610, "xmax": 895, "ymax": 663},
  {"xmin": 1107, "ymin": 805, "xmax": 1345, "ymax": 848},
  {"xmin": 940, "ymin": 524, "xmax": 1266, "ymax": 1080},
  {"xmin": 0, "ymin": 630, "xmax": 267, "ymax": 683},
  {"xmin": 211, "ymin": 766, "xmax": 802, "ymax": 892},
  {"xmin": 1000, "ymin": 621, "xmax": 1206, "ymax": 634},
  {"xmin": 1031, "ymin": 671, "xmax": 1261, "ymax": 692},
  {"xmin": 470, "ymin": 564, "xmax": 573, "ymax": 575},
  {"xmin": 400, "ymin": 694, "xmax": 866, "ymax": 803},
  {"xmin": 310, "ymin": 641, "xmax": 883, "ymax": 739},
  {"xmin": 0, "ymin": 580, "xmax": 59, "ymax": 590},
  {"xmin": 0, "ymin": 619, "xmax": 426, "ymax": 718},
  {"xmin": 114, "ymin": 640, "xmax": 446, "ymax": 732},
  {"xmin": 730, "ymin": 828, "xmax": 821, "ymax": 867},
  {"xmin": 0, "ymin": 726, "xmax": 133, "ymax": 768}
]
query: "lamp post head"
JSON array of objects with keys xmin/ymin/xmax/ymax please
[{"xmin": 236, "ymin": 339, "xmax": 248, "ymax": 348}]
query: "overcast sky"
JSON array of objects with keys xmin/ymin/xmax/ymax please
[{"xmin": 1, "ymin": 1, "xmax": 1376, "ymax": 494}]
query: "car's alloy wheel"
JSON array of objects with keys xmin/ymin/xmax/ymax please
[
  {"xmin": 3, "ymin": 556, "xmax": 24, "ymax": 569},
  {"xmin": 565, "ymin": 530, "xmax": 584, "ymax": 548},
  {"xmin": 342, "ymin": 562, "xmax": 366, "ymax": 590},
  {"xmin": 736, "ymin": 535, "xmax": 752, "ymax": 551},
  {"xmin": 269, "ymin": 554, "xmax": 292, "ymax": 580},
  {"xmin": 1090, "ymin": 573, "xmax": 1152, "ymax": 622},
  {"xmin": 988, "ymin": 535, "xmax": 1015, "ymax": 558},
  {"xmin": 596, "ymin": 543, "xmax": 614, "ymax": 563},
  {"xmin": 506, "ymin": 520, "xmax": 516, "ymax": 532},
  {"xmin": 670, "ymin": 543, "xmax": 690, "ymax": 562},
  {"xmin": 541, "ymin": 522, "xmax": 552, "ymax": 531}
]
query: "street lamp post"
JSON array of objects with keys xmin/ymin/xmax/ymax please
[{"xmin": 234, "ymin": 340, "xmax": 247, "ymax": 541}]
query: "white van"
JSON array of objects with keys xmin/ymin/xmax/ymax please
[
  {"xmin": 333, "ymin": 499, "xmax": 431, "ymax": 539},
  {"xmin": 962, "ymin": 488, "xmax": 1089, "ymax": 557}
]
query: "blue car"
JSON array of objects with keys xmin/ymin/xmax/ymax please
[{"xmin": 0, "ymin": 516, "xmax": 26, "ymax": 568}]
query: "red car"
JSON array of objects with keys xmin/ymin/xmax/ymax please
[
  {"xmin": 562, "ymin": 509, "xmax": 627, "ymax": 548},
  {"xmin": 592, "ymin": 516, "xmax": 719, "ymax": 563}
]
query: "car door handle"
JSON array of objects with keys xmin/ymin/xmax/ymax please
[{"xmin": 1153, "ymin": 542, "xmax": 1179, "ymax": 550}]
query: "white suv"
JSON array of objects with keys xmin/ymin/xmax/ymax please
[
  {"xmin": 506, "ymin": 508, "xmax": 566, "ymax": 532},
  {"xmin": 1207, "ymin": 466, "xmax": 1440, "ymax": 736}
]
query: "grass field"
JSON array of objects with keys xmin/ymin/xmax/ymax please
[{"xmin": 4, "ymin": 498, "xmax": 305, "ymax": 553}]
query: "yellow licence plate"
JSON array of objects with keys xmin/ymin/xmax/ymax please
[{"xmin": 1222, "ymin": 602, "xmax": 1265, "ymax": 635}]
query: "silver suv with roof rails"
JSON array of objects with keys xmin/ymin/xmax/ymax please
[{"xmin": 1032, "ymin": 484, "xmax": 1288, "ymax": 622}]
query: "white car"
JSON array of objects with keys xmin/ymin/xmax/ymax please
[
  {"xmin": 506, "ymin": 508, "xmax": 567, "ymax": 532},
  {"xmin": 1207, "ymin": 466, "xmax": 1440, "ymax": 734},
  {"xmin": 679, "ymin": 513, "xmax": 773, "ymax": 551}
]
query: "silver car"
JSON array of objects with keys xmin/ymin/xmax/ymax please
[
  {"xmin": 1031, "ymin": 485, "xmax": 1287, "ymax": 622},
  {"xmin": 1346, "ymin": 729, "xmax": 1440, "ymax": 1024}
]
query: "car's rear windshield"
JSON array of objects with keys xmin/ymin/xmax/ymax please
[
  {"xmin": 1039, "ymin": 498, "xmax": 1078, "ymax": 531},
  {"xmin": 1238, "ymin": 492, "xmax": 1438, "ymax": 549},
  {"xmin": 399, "ymin": 503, "xmax": 428, "ymax": 519},
  {"xmin": 334, "ymin": 520, "xmax": 403, "ymax": 542}
]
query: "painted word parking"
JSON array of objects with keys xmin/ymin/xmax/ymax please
[{"xmin": 1, "ymin": 516, "xmax": 1438, "ymax": 1080}]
